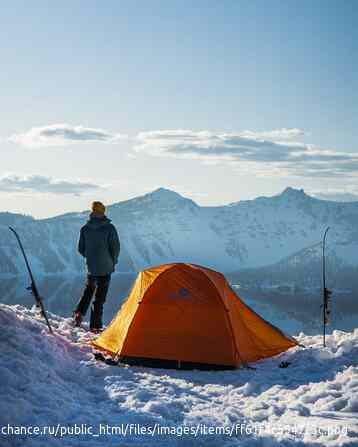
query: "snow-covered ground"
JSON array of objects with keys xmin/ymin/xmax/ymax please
[{"xmin": 0, "ymin": 303, "xmax": 357, "ymax": 447}]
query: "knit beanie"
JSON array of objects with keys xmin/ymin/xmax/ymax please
[{"xmin": 91, "ymin": 201, "xmax": 106, "ymax": 214}]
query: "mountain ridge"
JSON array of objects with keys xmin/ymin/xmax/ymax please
[
  {"xmin": 2, "ymin": 186, "xmax": 356, "ymax": 222},
  {"xmin": 1, "ymin": 187, "xmax": 357, "ymax": 277}
]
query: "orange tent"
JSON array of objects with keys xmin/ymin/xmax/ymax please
[{"xmin": 92, "ymin": 263, "xmax": 297, "ymax": 368}]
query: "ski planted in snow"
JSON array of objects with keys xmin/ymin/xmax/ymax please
[
  {"xmin": 9, "ymin": 226, "xmax": 53, "ymax": 334},
  {"xmin": 322, "ymin": 227, "xmax": 332, "ymax": 347}
]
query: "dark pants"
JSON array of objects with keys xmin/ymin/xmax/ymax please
[{"xmin": 75, "ymin": 274, "xmax": 111, "ymax": 329}]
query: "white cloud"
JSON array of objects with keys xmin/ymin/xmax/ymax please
[
  {"xmin": 9, "ymin": 124, "xmax": 124, "ymax": 148},
  {"xmin": 240, "ymin": 128, "xmax": 305, "ymax": 141},
  {"xmin": 135, "ymin": 129, "xmax": 358, "ymax": 179},
  {"xmin": 0, "ymin": 174, "xmax": 103, "ymax": 195}
]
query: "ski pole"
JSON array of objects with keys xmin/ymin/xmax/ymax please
[{"xmin": 322, "ymin": 227, "xmax": 329, "ymax": 347}]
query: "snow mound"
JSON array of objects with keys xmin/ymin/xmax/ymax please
[{"xmin": 0, "ymin": 304, "xmax": 357, "ymax": 447}]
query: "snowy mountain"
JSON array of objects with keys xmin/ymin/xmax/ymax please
[
  {"xmin": 229, "ymin": 242, "xmax": 358, "ymax": 291},
  {"xmin": 1, "ymin": 187, "xmax": 358, "ymax": 277},
  {"xmin": 1, "ymin": 303, "xmax": 357, "ymax": 446}
]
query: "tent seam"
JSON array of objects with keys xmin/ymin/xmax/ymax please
[{"xmin": 197, "ymin": 268, "xmax": 245, "ymax": 367}]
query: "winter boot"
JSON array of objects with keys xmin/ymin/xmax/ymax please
[
  {"xmin": 90, "ymin": 327, "xmax": 103, "ymax": 334},
  {"xmin": 73, "ymin": 311, "xmax": 82, "ymax": 327}
]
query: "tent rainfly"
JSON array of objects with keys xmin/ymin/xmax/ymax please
[{"xmin": 92, "ymin": 263, "xmax": 298, "ymax": 369}]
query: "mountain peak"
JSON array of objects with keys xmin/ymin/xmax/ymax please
[
  {"xmin": 150, "ymin": 187, "xmax": 180, "ymax": 197},
  {"xmin": 147, "ymin": 187, "xmax": 188, "ymax": 201},
  {"xmin": 279, "ymin": 187, "xmax": 308, "ymax": 199},
  {"xmin": 143, "ymin": 187, "xmax": 198, "ymax": 206}
]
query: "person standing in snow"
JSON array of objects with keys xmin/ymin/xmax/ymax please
[{"xmin": 73, "ymin": 201, "xmax": 120, "ymax": 332}]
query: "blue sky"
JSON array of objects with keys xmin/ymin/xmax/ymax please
[{"xmin": 1, "ymin": 0, "xmax": 357, "ymax": 217}]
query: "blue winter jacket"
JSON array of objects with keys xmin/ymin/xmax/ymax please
[{"xmin": 78, "ymin": 214, "xmax": 120, "ymax": 276}]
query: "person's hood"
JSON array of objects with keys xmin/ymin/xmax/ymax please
[{"xmin": 85, "ymin": 213, "xmax": 112, "ymax": 229}]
